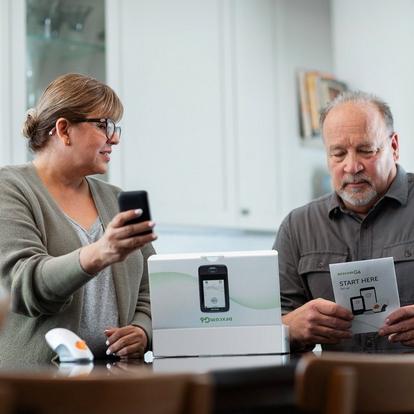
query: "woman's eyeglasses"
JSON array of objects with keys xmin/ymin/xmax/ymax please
[
  {"xmin": 73, "ymin": 118, "xmax": 122, "ymax": 142},
  {"xmin": 48, "ymin": 118, "xmax": 122, "ymax": 142}
]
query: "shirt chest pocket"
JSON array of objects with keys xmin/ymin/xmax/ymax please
[
  {"xmin": 383, "ymin": 241, "xmax": 414, "ymax": 306},
  {"xmin": 298, "ymin": 252, "xmax": 348, "ymax": 301}
]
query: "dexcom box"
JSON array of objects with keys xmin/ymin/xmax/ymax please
[{"xmin": 148, "ymin": 250, "xmax": 289, "ymax": 357}]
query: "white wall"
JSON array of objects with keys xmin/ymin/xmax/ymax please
[
  {"xmin": 153, "ymin": 225, "xmax": 276, "ymax": 254},
  {"xmin": 332, "ymin": 0, "xmax": 414, "ymax": 172}
]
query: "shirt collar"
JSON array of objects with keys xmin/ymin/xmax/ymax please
[
  {"xmin": 385, "ymin": 164, "xmax": 408, "ymax": 205},
  {"xmin": 328, "ymin": 164, "xmax": 408, "ymax": 219}
]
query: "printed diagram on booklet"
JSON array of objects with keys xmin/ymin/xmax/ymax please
[{"xmin": 350, "ymin": 286, "xmax": 388, "ymax": 316}]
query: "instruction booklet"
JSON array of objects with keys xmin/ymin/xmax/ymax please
[{"xmin": 330, "ymin": 257, "xmax": 400, "ymax": 334}]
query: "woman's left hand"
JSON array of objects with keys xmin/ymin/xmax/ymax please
[{"xmin": 104, "ymin": 325, "xmax": 148, "ymax": 358}]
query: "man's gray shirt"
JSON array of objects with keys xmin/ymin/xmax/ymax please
[{"xmin": 274, "ymin": 165, "xmax": 414, "ymax": 352}]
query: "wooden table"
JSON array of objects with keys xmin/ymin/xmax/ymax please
[{"xmin": 0, "ymin": 353, "xmax": 300, "ymax": 414}]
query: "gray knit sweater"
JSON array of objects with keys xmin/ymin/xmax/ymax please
[{"xmin": 0, "ymin": 163, "xmax": 154, "ymax": 363}]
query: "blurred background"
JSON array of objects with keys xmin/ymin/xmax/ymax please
[{"xmin": 0, "ymin": 0, "xmax": 412, "ymax": 254}]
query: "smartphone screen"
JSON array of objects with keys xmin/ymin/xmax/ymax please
[
  {"xmin": 350, "ymin": 295, "xmax": 365, "ymax": 315},
  {"xmin": 198, "ymin": 265, "xmax": 230, "ymax": 312},
  {"xmin": 117, "ymin": 190, "xmax": 152, "ymax": 234},
  {"xmin": 360, "ymin": 287, "xmax": 377, "ymax": 310}
]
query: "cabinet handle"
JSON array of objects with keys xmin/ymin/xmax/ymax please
[{"xmin": 240, "ymin": 208, "xmax": 250, "ymax": 216}]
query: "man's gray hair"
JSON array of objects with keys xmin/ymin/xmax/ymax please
[{"xmin": 320, "ymin": 90, "xmax": 394, "ymax": 135}]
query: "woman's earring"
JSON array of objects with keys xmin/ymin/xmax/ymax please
[{"xmin": 66, "ymin": 140, "xmax": 70, "ymax": 145}]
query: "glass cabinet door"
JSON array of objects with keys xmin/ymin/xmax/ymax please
[{"xmin": 26, "ymin": 0, "xmax": 106, "ymax": 110}]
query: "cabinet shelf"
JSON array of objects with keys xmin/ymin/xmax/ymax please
[{"xmin": 27, "ymin": 33, "xmax": 105, "ymax": 59}]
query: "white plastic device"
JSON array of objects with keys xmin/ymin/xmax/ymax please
[{"xmin": 45, "ymin": 328, "xmax": 94, "ymax": 362}]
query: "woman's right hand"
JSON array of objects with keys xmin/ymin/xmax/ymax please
[{"xmin": 79, "ymin": 209, "xmax": 156, "ymax": 274}]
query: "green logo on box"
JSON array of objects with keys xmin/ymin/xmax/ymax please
[{"xmin": 200, "ymin": 316, "xmax": 233, "ymax": 324}]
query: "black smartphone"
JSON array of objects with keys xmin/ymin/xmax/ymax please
[
  {"xmin": 117, "ymin": 190, "xmax": 152, "ymax": 234},
  {"xmin": 198, "ymin": 265, "xmax": 230, "ymax": 313},
  {"xmin": 350, "ymin": 295, "xmax": 365, "ymax": 315}
]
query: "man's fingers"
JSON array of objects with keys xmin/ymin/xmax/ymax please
[
  {"xmin": 388, "ymin": 330, "xmax": 414, "ymax": 343},
  {"xmin": 314, "ymin": 299, "xmax": 353, "ymax": 320},
  {"xmin": 316, "ymin": 313, "xmax": 353, "ymax": 331},
  {"xmin": 379, "ymin": 321, "xmax": 409, "ymax": 336},
  {"xmin": 305, "ymin": 325, "xmax": 352, "ymax": 344},
  {"xmin": 302, "ymin": 309, "xmax": 352, "ymax": 343},
  {"xmin": 379, "ymin": 306, "xmax": 414, "ymax": 338},
  {"xmin": 313, "ymin": 324, "xmax": 352, "ymax": 339},
  {"xmin": 378, "ymin": 305, "xmax": 414, "ymax": 346},
  {"xmin": 283, "ymin": 299, "xmax": 353, "ymax": 347},
  {"xmin": 384, "ymin": 306, "xmax": 414, "ymax": 326}
]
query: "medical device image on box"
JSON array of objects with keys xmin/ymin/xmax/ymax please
[
  {"xmin": 148, "ymin": 250, "xmax": 289, "ymax": 357},
  {"xmin": 198, "ymin": 264, "xmax": 230, "ymax": 313}
]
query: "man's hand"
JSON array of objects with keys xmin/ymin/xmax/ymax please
[
  {"xmin": 379, "ymin": 305, "xmax": 414, "ymax": 346},
  {"xmin": 105, "ymin": 325, "xmax": 148, "ymax": 358},
  {"xmin": 283, "ymin": 298, "xmax": 353, "ymax": 347}
]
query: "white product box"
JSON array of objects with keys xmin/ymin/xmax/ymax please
[{"xmin": 148, "ymin": 250, "xmax": 289, "ymax": 357}]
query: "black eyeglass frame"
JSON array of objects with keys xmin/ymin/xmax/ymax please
[
  {"xmin": 48, "ymin": 118, "xmax": 121, "ymax": 141},
  {"xmin": 71, "ymin": 117, "xmax": 122, "ymax": 142}
]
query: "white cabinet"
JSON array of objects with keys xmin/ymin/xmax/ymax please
[
  {"xmin": 109, "ymin": 0, "xmax": 332, "ymax": 231},
  {"xmin": 109, "ymin": 0, "xmax": 284, "ymax": 230},
  {"xmin": 232, "ymin": 0, "xmax": 281, "ymax": 230},
  {"xmin": 0, "ymin": 0, "xmax": 26, "ymax": 166},
  {"xmin": 116, "ymin": 0, "xmax": 236, "ymax": 228},
  {"xmin": 1, "ymin": 0, "xmax": 107, "ymax": 166}
]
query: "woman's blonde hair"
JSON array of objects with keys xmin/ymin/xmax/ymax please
[{"xmin": 22, "ymin": 73, "xmax": 124, "ymax": 151}]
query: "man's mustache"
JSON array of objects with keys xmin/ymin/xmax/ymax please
[{"xmin": 341, "ymin": 174, "xmax": 372, "ymax": 189}]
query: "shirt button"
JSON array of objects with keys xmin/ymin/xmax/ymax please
[
  {"xmin": 405, "ymin": 250, "xmax": 412, "ymax": 257},
  {"xmin": 317, "ymin": 261, "xmax": 324, "ymax": 269},
  {"xmin": 366, "ymin": 338, "xmax": 373, "ymax": 347}
]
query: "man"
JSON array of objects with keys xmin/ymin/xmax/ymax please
[{"xmin": 274, "ymin": 91, "xmax": 414, "ymax": 352}]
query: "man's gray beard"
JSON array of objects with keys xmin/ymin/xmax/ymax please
[{"xmin": 337, "ymin": 186, "xmax": 378, "ymax": 207}]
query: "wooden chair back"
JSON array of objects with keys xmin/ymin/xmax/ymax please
[
  {"xmin": 296, "ymin": 352, "xmax": 414, "ymax": 414},
  {"xmin": 0, "ymin": 371, "xmax": 211, "ymax": 414}
]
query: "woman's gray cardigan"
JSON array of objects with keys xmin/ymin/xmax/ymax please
[{"xmin": 0, "ymin": 163, "xmax": 154, "ymax": 363}]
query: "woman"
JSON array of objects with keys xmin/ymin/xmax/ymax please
[{"xmin": 0, "ymin": 73, "xmax": 156, "ymax": 362}]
